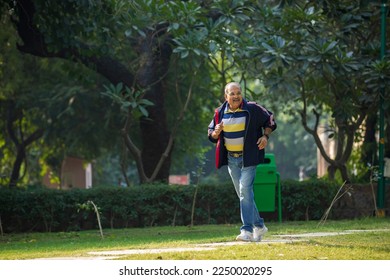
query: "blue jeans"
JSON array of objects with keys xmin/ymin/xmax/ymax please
[{"xmin": 228, "ymin": 155, "xmax": 264, "ymax": 232}]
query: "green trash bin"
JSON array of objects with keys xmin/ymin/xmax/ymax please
[{"xmin": 254, "ymin": 153, "xmax": 282, "ymax": 222}]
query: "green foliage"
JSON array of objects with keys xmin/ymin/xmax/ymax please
[
  {"xmin": 101, "ymin": 82, "xmax": 154, "ymax": 117},
  {"xmin": 238, "ymin": 1, "xmax": 390, "ymax": 181},
  {"xmin": 0, "ymin": 11, "xmax": 128, "ymax": 186},
  {"xmin": 0, "ymin": 179, "xmax": 342, "ymax": 233},
  {"xmin": 281, "ymin": 178, "xmax": 340, "ymax": 221},
  {"xmin": 364, "ymin": 58, "xmax": 390, "ymax": 109},
  {"xmin": 2, "ymin": 0, "xmax": 388, "ymax": 186}
]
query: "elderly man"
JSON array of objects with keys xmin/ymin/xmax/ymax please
[{"xmin": 208, "ymin": 82, "xmax": 277, "ymax": 242}]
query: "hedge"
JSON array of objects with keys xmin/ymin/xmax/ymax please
[{"xmin": 0, "ymin": 179, "xmax": 339, "ymax": 233}]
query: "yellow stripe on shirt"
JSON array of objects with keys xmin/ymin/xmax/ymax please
[
  {"xmin": 224, "ymin": 142, "xmax": 244, "ymax": 152},
  {"xmin": 223, "ymin": 123, "xmax": 245, "ymax": 132}
]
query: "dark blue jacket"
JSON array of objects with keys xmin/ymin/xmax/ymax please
[{"xmin": 208, "ymin": 99, "xmax": 277, "ymax": 169}]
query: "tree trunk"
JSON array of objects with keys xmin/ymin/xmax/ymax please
[
  {"xmin": 136, "ymin": 30, "xmax": 173, "ymax": 182},
  {"xmin": 360, "ymin": 112, "xmax": 378, "ymax": 180},
  {"xmin": 8, "ymin": 129, "xmax": 44, "ymax": 188},
  {"xmin": 327, "ymin": 165, "xmax": 336, "ymax": 180},
  {"xmin": 9, "ymin": 146, "xmax": 26, "ymax": 188},
  {"xmin": 299, "ymin": 81, "xmax": 366, "ymax": 182},
  {"xmin": 361, "ymin": 112, "xmax": 378, "ymax": 164},
  {"xmin": 6, "ymin": 100, "xmax": 44, "ymax": 188},
  {"xmin": 338, "ymin": 165, "xmax": 349, "ymax": 183}
]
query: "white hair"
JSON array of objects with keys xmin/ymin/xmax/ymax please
[{"xmin": 224, "ymin": 82, "xmax": 241, "ymax": 95}]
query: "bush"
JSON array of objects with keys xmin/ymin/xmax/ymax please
[
  {"xmin": 0, "ymin": 179, "xmax": 339, "ymax": 233},
  {"xmin": 281, "ymin": 178, "xmax": 339, "ymax": 221}
]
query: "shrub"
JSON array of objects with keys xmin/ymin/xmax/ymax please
[
  {"xmin": 0, "ymin": 179, "xmax": 339, "ymax": 233},
  {"xmin": 281, "ymin": 178, "xmax": 339, "ymax": 221}
]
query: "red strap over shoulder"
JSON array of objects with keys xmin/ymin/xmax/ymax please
[
  {"xmin": 214, "ymin": 108, "xmax": 221, "ymax": 168},
  {"xmin": 214, "ymin": 108, "xmax": 219, "ymax": 125}
]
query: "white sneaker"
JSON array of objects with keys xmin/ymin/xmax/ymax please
[
  {"xmin": 236, "ymin": 229, "xmax": 253, "ymax": 242},
  {"xmin": 253, "ymin": 225, "xmax": 268, "ymax": 242}
]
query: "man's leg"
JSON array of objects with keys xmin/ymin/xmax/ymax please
[
  {"xmin": 239, "ymin": 165, "xmax": 264, "ymax": 231},
  {"xmin": 228, "ymin": 157, "xmax": 263, "ymax": 231}
]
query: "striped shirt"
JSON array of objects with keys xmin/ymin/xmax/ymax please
[{"xmin": 222, "ymin": 107, "xmax": 246, "ymax": 152}]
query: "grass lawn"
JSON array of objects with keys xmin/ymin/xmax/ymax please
[{"xmin": 0, "ymin": 217, "xmax": 389, "ymax": 260}]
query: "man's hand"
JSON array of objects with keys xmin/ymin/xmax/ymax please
[
  {"xmin": 212, "ymin": 121, "xmax": 224, "ymax": 139},
  {"xmin": 257, "ymin": 135, "xmax": 268, "ymax": 150}
]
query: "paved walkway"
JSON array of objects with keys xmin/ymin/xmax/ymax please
[{"xmin": 35, "ymin": 229, "xmax": 390, "ymax": 260}]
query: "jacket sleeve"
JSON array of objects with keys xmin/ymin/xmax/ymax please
[
  {"xmin": 208, "ymin": 114, "xmax": 218, "ymax": 143},
  {"xmin": 264, "ymin": 109, "xmax": 277, "ymax": 131},
  {"xmin": 249, "ymin": 101, "xmax": 277, "ymax": 131}
]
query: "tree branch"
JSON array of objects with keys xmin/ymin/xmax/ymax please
[
  {"xmin": 298, "ymin": 75, "xmax": 334, "ymax": 164},
  {"xmin": 14, "ymin": 0, "xmax": 135, "ymax": 88},
  {"xmin": 148, "ymin": 72, "xmax": 197, "ymax": 182}
]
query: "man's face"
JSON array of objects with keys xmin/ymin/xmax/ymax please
[{"xmin": 225, "ymin": 86, "xmax": 242, "ymax": 110}]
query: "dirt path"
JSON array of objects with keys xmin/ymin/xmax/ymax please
[{"xmin": 35, "ymin": 229, "xmax": 390, "ymax": 260}]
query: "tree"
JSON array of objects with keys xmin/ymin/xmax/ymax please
[
  {"xmin": 243, "ymin": 1, "xmax": 389, "ymax": 182},
  {"xmin": 3, "ymin": 0, "xmax": 218, "ymax": 183},
  {"xmin": 4, "ymin": 0, "xmax": 272, "ymax": 184},
  {"xmin": 0, "ymin": 18, "xmax": 46, "ymax": 187},
  {"xmin": 3, "ymin": 0, "xmax": 388, "ymax": 186},
  {"xmin": 0, "ymin": 10, "xmax": 125, "ymax": 187}
]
